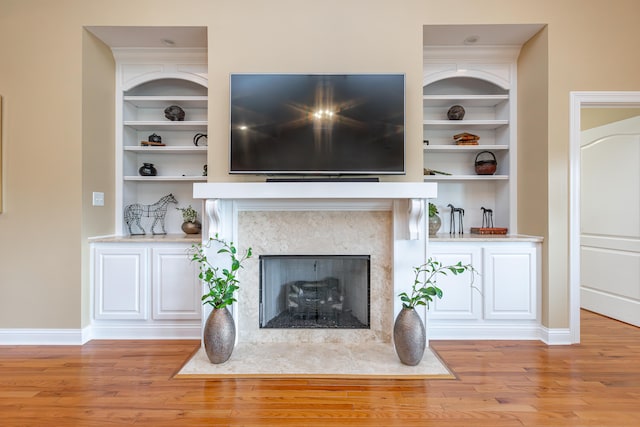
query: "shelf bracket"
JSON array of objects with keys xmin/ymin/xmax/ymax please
[
  {"xmin": 407, "ymin": 198, "xmax": 425, "ymax": 240},
  {"xmin": 205, "ymin": 199, "xmax": 222, "ymax": 239}
]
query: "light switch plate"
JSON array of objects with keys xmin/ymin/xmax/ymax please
[{"xmin": 92, "ymin": 192, "xmax": 105, "ymax": 206}]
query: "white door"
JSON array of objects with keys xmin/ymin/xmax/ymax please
[{"xmin": 580, "ymin": 116, "xmax": 640, "ymax": 326}]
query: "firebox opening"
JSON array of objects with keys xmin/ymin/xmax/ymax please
[{"xmin": 259, "ymin": 255, "xmax": 371, "ymax": 329}]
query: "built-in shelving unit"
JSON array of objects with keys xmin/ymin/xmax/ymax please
[
  {"xmin": 114, "ymin": 48, "xmax": 208, "ymax": 236},
  {"xmin": 423, "ymin": 46, "xmax": 518, "ymax": 233},
  {"xmin": 89, "ymin": 33, "xmax": 208, "ymax": 340}
]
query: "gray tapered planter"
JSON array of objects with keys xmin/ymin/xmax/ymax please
[
  {"xmin": 203, "ymin": 307, "xmax": 236, "ymax": 364},
  {"xmin": 393, "ymin": 307, "xmax": 426, "ymax": 366}
]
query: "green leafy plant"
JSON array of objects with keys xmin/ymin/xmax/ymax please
[
  {"xmin": 189, "ymin": 235, "xmax": 252, "ymax": 309},
  {"xmin": 177, "ymin": 205, "xmax": 198, "ymax": 223},
  {"xmin": 428, "ymin": 202, "xmax": 439, "ymax": 217},
  {"xmin": 399, "ymin": 258, "xmax": 477, "ymax": 309}
]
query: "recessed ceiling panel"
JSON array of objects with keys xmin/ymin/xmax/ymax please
[
  {"xmin": 86, "ymin": 26, "xmax": 207, "ymax": 48},
  {"xmin": 423, "ymin": 24, "xmax": 545, "ymax": 47}
]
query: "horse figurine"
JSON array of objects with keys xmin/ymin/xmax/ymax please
[
  {"xmin": 124, "ymin": 193, "xmax": 178, "ymax": 235},
  {"xmin": 447, "ymin": 203, "xmax": 465, "ymax": 235},
  {"xmin": 481, "ymin": 207, "xmax": 494, "ymax": 228}
]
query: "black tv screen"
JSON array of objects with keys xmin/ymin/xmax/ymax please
[{"xmin": 229, "ymin": 74, "xmax": 405, "ymax": 175}]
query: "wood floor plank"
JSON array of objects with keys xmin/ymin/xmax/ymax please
[{"xmin": 0, "ymin": 310, "xmax": 639, "ymax": 425}]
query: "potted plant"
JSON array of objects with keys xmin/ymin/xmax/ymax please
[
  {"xmin": 177, "ymin": 205, "xmax": 201, "ymax": 234},
  {"xmin": 394, "ymin": 258, "xmax": 477, "ymax": 366},
  {"xmin": 428, "ymin": 202, "xmax": 441, "ymax": 236},
  {"xmin": 189, "ymin": 235, "xmax": 252, "ymax": 364}
]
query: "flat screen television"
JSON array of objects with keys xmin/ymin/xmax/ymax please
[{"xmin": 229, "ymin": 73, "xmax": 405, "ymax": 175}]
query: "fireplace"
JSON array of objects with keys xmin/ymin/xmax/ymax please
[
  {"xmin": 193, "ymin": 181, "xmax": 436, "ymax": 345},
  {"xmin": 259, "ymin": 255, "xmax": 370, "ymax": 329}
]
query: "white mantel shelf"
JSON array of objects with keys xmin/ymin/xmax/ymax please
[
  {"xmin": 193, "ymin": 182, "xmax": 437, "ymax": 200},
  {"xmin": 193, "ymin": 182, "xmax": 438, "ymax": 241}
]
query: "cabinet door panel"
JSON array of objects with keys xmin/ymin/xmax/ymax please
[
  {"xmin": 483, "ymin": 247, "xmax": 537, "ymax": 320},
  {"xmin": 428, "ymin": 245, "xmax": 482, "ymax": 320},
  {"xmin": 94, "ymin": 247, "xmax": 148, "ymax": 320},
  {"xmin": 152, "ymin": 247, "xmax": 201, "ymax": 320}
]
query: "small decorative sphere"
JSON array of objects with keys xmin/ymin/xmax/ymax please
[
  {"xmin": 447, "ymin": 105, "xmax": 465, "ymax": 120},
  {"xmin": 164, "ymin": 105, "xmax": 185, "ymax": 121}
]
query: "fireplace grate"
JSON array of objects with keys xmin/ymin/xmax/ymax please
[
  {"xmin": 262, "ymin": 309, "xmax": 367, "ymax": 329},
  {"xmin": 259, "ymin": 254, "xmax": 370, "ymax": 329}
]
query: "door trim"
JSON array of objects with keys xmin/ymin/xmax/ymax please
[{"xmin": 569, "ymin": 91, "xmax": 640, "ymax": 343}]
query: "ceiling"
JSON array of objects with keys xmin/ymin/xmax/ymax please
[
  {"xmin": 86, "ymin": 26, "xmax": 207, "ymax": 48},
  {"xmin": 423, "ymin": 24, "xmax": 545, "ymax": 46}
]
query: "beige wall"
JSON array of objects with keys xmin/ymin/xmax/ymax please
[
  {"xmin": 582, "ymin": 108, "xmax": 640, "ymax": 130},
  {"xmin": 81, "ymin": 31, "xmax": 116, "ymax": 327},
  {"xmin": 1, "ymin": 0, "xmax": 639, "ymax": 331},
  {"xmin": 517, "ymin": 27, "xmax": 550, "ymax": 324}
]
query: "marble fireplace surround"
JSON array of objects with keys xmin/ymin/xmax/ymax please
[{"xmin": 193, "ymin": 182, "xmax": 437, "ymax": 346}]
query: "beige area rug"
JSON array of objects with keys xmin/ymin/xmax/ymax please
[{"xmin": 175, "ymin": 342, "xmax": 455, "ymax": 379}]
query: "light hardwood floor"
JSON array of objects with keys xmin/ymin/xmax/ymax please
[{"xmin": 1, "ymin": 310, "xmax": 639, "ymax": 426}]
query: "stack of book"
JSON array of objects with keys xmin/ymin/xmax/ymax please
[
  {"xmin": 453, "ymin": 132, "xmax": 480, "ymax": 145},
  {"xmin": 140, "ymin": 141, "xmax": 166, "ymax": 147}
]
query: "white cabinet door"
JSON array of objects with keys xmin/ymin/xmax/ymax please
[
  {"xmin": 93, "ymin": 246, "xmax": 148, "ymax": 320},
  {"xmin": 483, "ymin": 246, "xmax": 537, "ymax": 320},
  {"xmin": 151, "ymin": 246, "xmax": 201, "ymax": 320},
  {"xmin": 428, "ymin": 244, "xmax": 483, "ymax": 320}
]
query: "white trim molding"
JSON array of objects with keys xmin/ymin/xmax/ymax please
[
  {"xmin": 428, "ymin": 324, "xmax": 572, "ymax": 344},
  {"xmin": 0, "ymin": 325, "xmax": 201, "ymax": 345},
  {"xmin": 569, "ymin": 91, "xmax": 640, "ymax": 344},
  {"xmin": 88, "ymin": 324, "xmax": 201, "ymax": 341},
  {"xmin": 537, "ymin": 325, "xmax": 573, "ymax": 345},
  {"xmin": 0, "ymin": 328, "xmax": 89, "ymax": 345}
]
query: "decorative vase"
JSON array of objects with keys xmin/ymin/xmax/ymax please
[
  {"xmin": 138, "ymin": 163, "xmax": 157, "ymax": 176},
  {"xmin": 148, "ymin": 133, "xmax": 162, "ymax": 143},
  {"xmin": 429, "ymin": 214, "xmax": 441, "ymax": 236},
  {"xmin": 203, "ymin": 307, "xmax": 236, "ymax": 364},
  {"xmin": 181, "ymin": 220, "xmax": 201, "ymax": 234},
  {"xmin": 393, "ymin": 307, "xmax": 426, "ymax": 366}
]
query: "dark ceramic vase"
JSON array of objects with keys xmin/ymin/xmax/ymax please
[
  {"xmin": 138, "ymin": 163, "xmax": 157, "ymax": 176},
  {"xmin": 148, "ymin": 133, "xmax": 162, "ymax": 143},
  {"xmin": 393, "ymin": 307, "xmax": 426, "ymax": 366},
  {"xmin": 203, "ymin": 307, "xmax": 236, "ymax": 364}
]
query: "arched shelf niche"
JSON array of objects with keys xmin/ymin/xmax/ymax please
[{"xmin": 124, "ymin": 77, "xmax": 208, "ymax": 95}]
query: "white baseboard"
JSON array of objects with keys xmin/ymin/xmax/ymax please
[
  {"xmin": 0, "ymin": 324, "xmax": 200, "ymax": 345},
  {"xmin": 428, "ymin": 323, "xmax": 573, "ymax": 345},
  {"xmin": 0, "ymin": 328, "xmax": 88, "ymax": 345},
  {"xmin": 581, "ymin": 287, "xmax": 640, "ymax": 327},
  {"xmin": 537, "ymin": 325, "xmax": 573, "ymax": 345},
  {"xmin": 1, "ymin": 324, "xmax": 572, "ymax": 345},
  {"xmin": 87, "ymin": 324, "xmax": 201, "ymax": 340}
]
